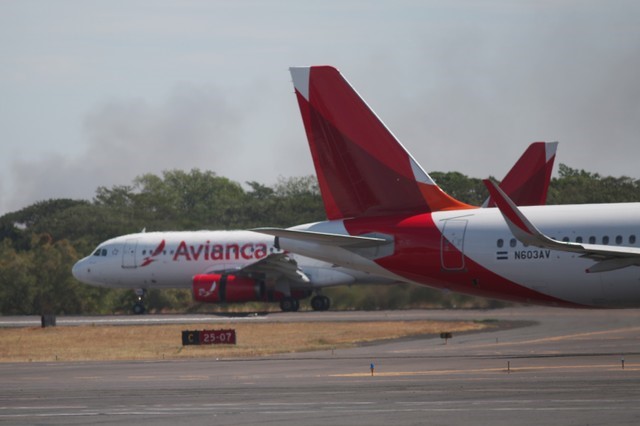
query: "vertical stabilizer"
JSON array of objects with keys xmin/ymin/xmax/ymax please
[
  {"xmin": 290, "ymin": 65, "xmax": 474, "ymax": 220},
  {"xmin": 485, "ymin": 141, "xmax": 558, "ymax": 207}
]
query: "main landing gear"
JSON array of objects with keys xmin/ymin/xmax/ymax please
[
  {"xmin": 132, "ymin": 288, "xmax": 146, "ymax": 315},
  {"xmin": 310, "ymin": 295, "xmax": 331, "ymax": 311},
  {"xmin": 278, "ymin": 295, "xmax": 331, "ymax": 312},
  {"xmin": 279, "ymin": 297, "xmax": 300, "ymax": 312}
]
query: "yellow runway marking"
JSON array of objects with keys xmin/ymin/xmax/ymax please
[
  {"xmin": 178, "ymin": 375, "xmax": 210, "ymax": 381},
  {"xmin": 509, "ymin": 326, "xmax": 640, "ymax": 345}
]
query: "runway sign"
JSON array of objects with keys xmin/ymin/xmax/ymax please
[
  {"xmin": 200, "ymin": 329, "xmax": 236, "ymax": 345},
  {"xmin": 181, "ymin": 329, "xmax": 237, "ymax": 345}
]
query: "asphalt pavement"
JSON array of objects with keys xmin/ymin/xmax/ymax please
[{"xmin": 2, "ymin": 307, "xmax": 640, "ymax": 425}]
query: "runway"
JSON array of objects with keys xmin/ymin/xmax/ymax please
[{"xmin": 2, "ymin": 307, "xmax": 640, "ymax": 425}]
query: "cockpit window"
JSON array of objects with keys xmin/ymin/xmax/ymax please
[{"xmin": 93, "ymin": 248, "xmax": 108, "ymax": 256}]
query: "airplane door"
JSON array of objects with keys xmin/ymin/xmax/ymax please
[
  {"xmin": 122, "ymin": 239, "xmax": 138, "ymax": 268},
  {"xmin": 441, "ymin": 220, "xmax": 467, "ymax": 271}
]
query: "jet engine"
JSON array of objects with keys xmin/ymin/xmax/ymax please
[{"xmin": 192, "ymin": 274, "xmax": 265, "ymax": 303}]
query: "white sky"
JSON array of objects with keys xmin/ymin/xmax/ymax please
[{"xmin": 1, "ymin": 0, "xmax": 640, "ymax": 215}]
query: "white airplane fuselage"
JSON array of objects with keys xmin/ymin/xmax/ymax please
[
  {"xmin": 72, "ymin": 230, "xmax": 390, "ymax": 290},
  {"xmin": 276, "ymin": 203, "xmax": 640, "ymax": 308}
]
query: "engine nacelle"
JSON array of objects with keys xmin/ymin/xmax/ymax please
[{"xmin": 193, "ymin": 274, "xmax": 265, "ymax": 303}]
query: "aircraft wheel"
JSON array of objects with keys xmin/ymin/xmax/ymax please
[
  {"xmin": 312, "ymin": 295, "xmax": 331, "ymax": 311},
  {"xmin": 133, "ymin": 302, "xmax": 146, "ymax": 315},
  {"xmin": 311, "ymin": 295, "xmax": 325, "ymax": 311},
  {"xmin": 280, "ymin": 297, "xmax": 297, "ymax": 312},
  {"xmin": 321, "ymin": 295, "xmax": 331, "ymax": 311}
]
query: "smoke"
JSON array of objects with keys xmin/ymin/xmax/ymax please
[{"xmin": 1, "ymin": 81, "xmax": 311, "ymax": 215}]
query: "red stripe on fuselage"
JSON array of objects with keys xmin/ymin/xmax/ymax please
[{"xmin": 343, "ymin": 214, "xmax": 585, "ymax": 308}]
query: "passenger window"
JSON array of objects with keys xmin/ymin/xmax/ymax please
[
  {"xmin": 630, "ymin": 235, "xmax": 637, "ymax": 245},
  {"xmin": 616, "ymin": 235, "xmax": 623, "ymax": 245},
  {"xmin": 510, "ymin": 239, "xmax": 516, "ymax": 248},
  {"xmin": 576, "ymin": 236, "xmax": 583, "ymax": 243},
  {"xmin": 101, "ymin": 249, "xmax": 107, "ymax": 256},
  {"xmin": 497, "ymin": 239, "xmax": 504, "ymax": 248},
  {"xmin": 602, "ymin": 236, "xmax": 609, "ymax": 245},
  {"xmin": 589, "ymin": 236, "xmax": 596, "ymax": 244},
  {"xmin": 142, "ymin": 250, "xmax": 147, "ymax": 255}
]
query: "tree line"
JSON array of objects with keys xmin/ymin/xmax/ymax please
[{"xmin": 2, "ymin": 165, "xmax": 640, "ymax": 315}]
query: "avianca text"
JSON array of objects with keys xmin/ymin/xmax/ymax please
[{"xmin": 173, "ymin": 241, "xmax": 269, "ymax": 261}]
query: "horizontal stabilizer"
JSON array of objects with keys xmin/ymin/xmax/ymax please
[
  {"xmin": 252, "ymin": 227, "xmax": 391, "ymax": 249},
  {"xmin": 483, "ymin": 179, "xmax": 640, "ymax": 272}
]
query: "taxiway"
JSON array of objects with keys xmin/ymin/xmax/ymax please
[{"xmin": 1, "ymin": 307, "xmax": 640, "ymax": 425}]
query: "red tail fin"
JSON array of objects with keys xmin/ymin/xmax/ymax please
[
  {"xmin": 487, "ymin": 142, "xmax": 558, "ymax": 207},
  {"xmin": 290, "ymin": 66, "xmax": 473, "ymax": 220}
]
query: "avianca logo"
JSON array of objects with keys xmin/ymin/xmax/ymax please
[
  {"xmin": 140, "ymin": 240, "xmax": 166, "ymax": 267},
  {"xmin": 173, "ymin": 241, "xmax": 268, "ymax": 261},
  {"xmin": 198, "ymin": 281, "xmax": 217, "ymax": 297}
]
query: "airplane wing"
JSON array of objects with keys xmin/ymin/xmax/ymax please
[
  {"xmin": 212, "ymin": 252, "xmax": 311, "ymax": 284},
  {"xmin": 483, "ymin": 179, "xmax": 640, "ymax": 272},
  {"xmin": 244, "ymin": 252, "xmax": 311, "ymax": 283}
]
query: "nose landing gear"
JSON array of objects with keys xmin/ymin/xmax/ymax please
[{"xmin": 132, "ymin": 289, "xmax": 146, "ymax": 315}]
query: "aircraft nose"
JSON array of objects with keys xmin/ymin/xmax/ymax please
[{"xmin": 72, "ymin": 259, "xmax": 87, "ymax": 282}]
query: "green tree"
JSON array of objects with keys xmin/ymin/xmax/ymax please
[
  {"xmin": 243, "ymin": 181, "xmax": 277, "ymax": 226},
  {"xmin": 548, "ymin": 164, "xmax": 640, "ymax": 204},
  {"xmin": 271, "ymin": 176, "xmax": 324, "ymax": 226},
  {"xmin": 29, "ymin": 235, "xmax": 83, "ymax": 314},
  {"xmin": 0, "ymin": 239, "xmax": 37, "ymax": 314},
  {"xmin": 132, "ymin": 169, "xmax": 246, "ymax": 229}
]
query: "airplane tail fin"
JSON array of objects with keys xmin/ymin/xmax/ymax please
[
  {"xmin": 290, "ymin": 66, "xmax": 474, "ymax": 220},
  {"xmin": 485, "ymin": 142, "xmax": 558, "ymax": 207}
]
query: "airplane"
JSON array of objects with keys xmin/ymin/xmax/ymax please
[
  {"xmin": 72, "ymin": 230, "xmax": 394, "ymax": 314},
  {"xmin": 71, "ymin": 138, "xmax": 556, "ymax": 314},
  {"xmin": 255, "ymin": 65, "xmax": 640, "ymax": 309}
]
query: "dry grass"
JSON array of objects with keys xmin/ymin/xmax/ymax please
[{"xmin": 0, "ymin": 320, "xmax": 487, "ymax": 363}]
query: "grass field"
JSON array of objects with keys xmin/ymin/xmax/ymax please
[{"xmin": 0, "ymin": 320, "xmax": 487, "ymax": 362}]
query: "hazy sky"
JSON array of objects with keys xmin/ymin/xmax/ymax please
[{"xmin": 2, "ymin": 0, "xmax": 640, "ymax": 215}]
